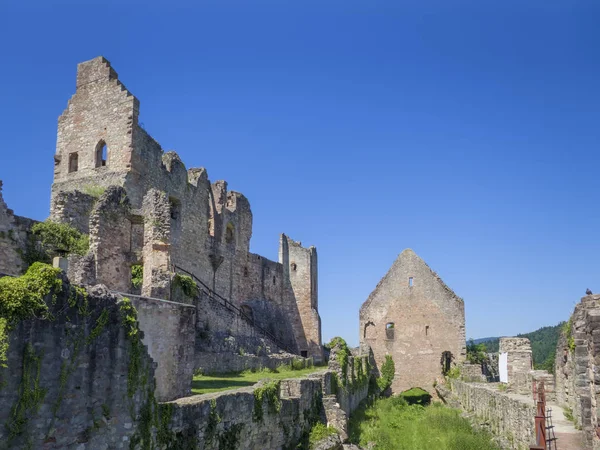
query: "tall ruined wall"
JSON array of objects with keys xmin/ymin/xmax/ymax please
[
  {"xmin": 280, "ymin": 234, "xmax": 323, "ymax": 362},
  {"xmin": 0, "ymin": 181, "xmax": 35, "ymax": 276},
  {"xmin": 360, "ymin": 249, "xmax": 466, "ymax": 395},
  {"xmin": 438, "ymin": 381, "xmax": 535, "ymax": 450},
  {"xmin": 555, "ymin": 294, "xmax": 600, "ymax": 449},
  {"xmin": 0, "ymin": 280, "xmax": 157, "ymax": 450},
  {"xmin": 49, "ymin": 56, "xmax": 322, "ymax": 360}
]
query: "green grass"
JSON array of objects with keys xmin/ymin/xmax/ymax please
[
  {"xmin": 191, "ymin": 366, "xmax": 324, "ymax": 395},
  {"xmin": 349, "ymin": 396, "xmax": 500, "ymax": 450},
  {"xmin": 309, "ymin": 423, "xmax": 338, "ymax": 448}
]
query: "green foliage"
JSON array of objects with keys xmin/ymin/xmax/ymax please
[
  {"xmin": 327, "ymin": 337, "xmax": 350, "ymax": 386},
  {"xmin": 466, "ymin": 339, "xmax": 488, "ymax": 365},
  {"xmin": 377, "ymin": 354, "xmax": 395, "ymax": 392},
  {"xmin": 31, "ymin": 220, "xmax": 89, "ymax": 257},
  {"xmin": 173, "ymin": 273, "xmax": 199, "ymax": 298},
  {"xmin": 309, "ymin": 423, "xmax": 338, "ymax": 448},
  {"xmin": 563, "ymin": 406, "xmax": 574, "ymax": 423},
  {"xmin": 475, "ymin": 322, "xmax": 565, "ymax": 373},
  {"xmin": 81, "ymin": 185, "xmax": 106, "ymax": 198},
  {"xmin": 131, "ymin": 265, "xmax": 143, "ymax": 289},
  {"xmin": 253, "ymin": 380, "xmax": 281, "ymax": 422},
  {"xmin": 191, "ymin": 365, "xmax": 323, "ymax": 395},
  {"xmin": 348, "ymin": 396, "xmax": 500, "ymax": 450},
  {"xmin": 445, "ymin": 366, "xmax": 461, "ymax": 380},
  {"xmin": 6, "ymin": 343, "xmax": 48, "ymax": 439},
  {"xmin": 119, "ymin": 297, "xmax": 143, "ymax": 399},
  {"xmin": 205, "ymin": 399, "xmax": 221, "ymax": 444},
  {"xmin": 399, "ymin": 388, "xmax": 432, "ymax": 406},
  {"xmin": 497, "ymin": 383, "xmax": 508, "ymax": 392},
  {"xmin": 0, "ymin": 263, "xmax": 62, "ymax": 367},
  {"xmin": 563, "ymin": 318, "xmax": 575, "ymax": 353}
]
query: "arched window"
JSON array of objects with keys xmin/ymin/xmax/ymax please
[
  {"xmin": 364, "ymin": 321, "xmax": 375, "ymax": 339},
  {"xmin": 95, "ymin": 140, "xmax": 107, "ymax": 168},
  {"xmin": 68, "ymin": 152, "xmax": 79, "ymax": 173},
  {"xmin": 290, "ymin": 262, "xmax": 297, "ymax": 271},
  {"xmin": 386, "ymin": 322, "xmax": 395, "ymax": 340},
  {"xmin": 225, "ymin": 222, "xmax": 235, "ymax": 244}
]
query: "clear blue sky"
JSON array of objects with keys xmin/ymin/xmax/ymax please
[{"xmin": 1, "ymin": 0, "xmax": 599, "ymax": 346}]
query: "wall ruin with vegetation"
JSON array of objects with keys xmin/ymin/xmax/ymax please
[{"xmin": 437, "ymin": 380, "xmax": 535, "ymax": 450}]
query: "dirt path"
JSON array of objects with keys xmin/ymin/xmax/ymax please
[{"xmin": 547, "ymin": 402, "xmax": 584, "ymax": 450}]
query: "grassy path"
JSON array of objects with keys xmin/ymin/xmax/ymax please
[
  {"xmin": 349, "ymin": 396, "xmax": 501, "ymax": 450},
  {"xmin": 191, "ymin": 366, "xmax": 325, "ymax": 395}
]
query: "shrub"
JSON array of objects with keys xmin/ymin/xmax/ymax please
[
  {"xmin": 309, "ymin": 423, "xmax": 338, "ymax": 448},
  {"xmin": 399, "ymin": 388, "xmax": 432, "ymax": 406},
  {"xmin": 31, "ymin": 220, "xmax": 89, "ymax": 257},
  {"xmin": 377, "ymin": 354, "xmax": 395, "ymax": 392},
  {"xmin": 131, "ymin": 264, "xmax": 143, "ymax": 289},
  {"xmin": 172, "ymin": 273, "xmax": 199, "ymax": 298}
]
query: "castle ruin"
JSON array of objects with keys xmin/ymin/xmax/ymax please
[{"xmin": 359, "ymin": 249, "xmax": 466, "ymax": 394}]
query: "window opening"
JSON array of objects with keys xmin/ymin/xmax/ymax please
[
  {"xmin": 68, "ymin": 153, "xmax": 79, "ymax": 173},
  {"xmin": 386, "ymin": 322, "xmax": 395, "ymax": 340},
  {"xmin": 426, "ymin": 325, "xmax": 429, "ymax": 336},
  {"xmin": 409, "ymin": 277, "xmax": 414, "ymax": 287},
  {"xmin": 300, "ymin": 351, "xmax": 308, "ymax": 358},
  {"xmin": 225, "ymin": 222, "xmax": 235, "ymax": 244},
  {"xmin": 170, "ymin": 198, "xmax": 181, "ymax": 221},
  {"xmin": 95, "ymin": 140, "xmax": 107, "ymax": 167},
  {"xmin": 291, "ymin": 262, "xmax": 297, "ymax": 272}
]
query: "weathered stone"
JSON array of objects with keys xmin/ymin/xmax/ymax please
[{"xmin": 359, "ymin": 249, "xmax": 465, "ymax": 395}]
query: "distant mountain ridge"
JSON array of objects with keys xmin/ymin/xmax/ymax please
[{"xmin": 472, "ymin": 323, "xmax": 565, "ymax": 373}]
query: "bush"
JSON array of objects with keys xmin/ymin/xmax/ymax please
[
  {"xmin": 399, "ymin": 387, "xmax": 432, "ymax": 406},
  {"xmin": 309, "ymin": 423, "xmax": 338, "ymax": 448},
  {"xmin": 131, "ymin": 264, "xmax": 143, "ymax": 289},
  {"xmin": 31, "ymin": 220, "xmax": 89, "ymax": 257},
  {"xmin": 173, "ymin": 273, "xmax": 199, "ymax": 298}
]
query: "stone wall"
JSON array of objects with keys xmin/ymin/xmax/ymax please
[
  {"xmin": 0, "ymin": 180, "xmax": 34, "ymax": 276},
  {"xmin": 49, "ymin": 56, "xmax": 322, "ymax": 361},
  {"xmin": 164, "ymin": 376, "xmax": 325, "ymax": 450},
  {"xmin": 555, "ymin": 294, "xmax": 600, "ymax": 449},
  {"xmin": 0, "ymin": 280, "xmax": 156, "ymax": 450},
  {"xmin": 130, "ymin": 294, "xmax": 196, "ymax": 401},
  {"xmin": 438, "ymin": 380, "xmax": 535, "ymax": 450},
  {"xmin": 359, "ymin": 249, "xmax": 466, "ymax": 395},
  {"xmin": 499, "ymin": 337, "xmax": 533, "ymax": 395}
]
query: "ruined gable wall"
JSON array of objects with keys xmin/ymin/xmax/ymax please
[
  {"xmin": 51, "ymin": 57, "xmax": 137, "ymax": 210},
  {"xmin": 360, "ymin": 250, "xmax": 466, "ymax": 395}
]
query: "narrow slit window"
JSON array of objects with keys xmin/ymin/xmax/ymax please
[
  {"xmin": 409, "ymin": 277, "xmax": 414, "ymax": 287},
  {"xmin": 426, "ymin": 325, "xmax": 429, "ymax": 336}
]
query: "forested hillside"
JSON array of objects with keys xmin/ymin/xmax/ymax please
[{"xmin": 474, "ymin": 322, "xmax": 564, "ymax": 373}]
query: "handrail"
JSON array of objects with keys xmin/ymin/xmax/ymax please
[{"xmin": 173, "ymin": 264, "xmax": 294, "ymax": 354}]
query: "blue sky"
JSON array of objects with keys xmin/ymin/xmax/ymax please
[{"xmin": 1, "ymin": 1, "xmax": 599, "ymax": 346}]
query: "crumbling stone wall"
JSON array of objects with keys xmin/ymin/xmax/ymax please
[
  {"xmin": 131, "ymin": 294, "xmax": 196, "ymax": 401},
  {"xmin": 499, "ymin": 337, "xmax": 533, "ymax": 395},
  {"xmin": 49, "ymin": 56, "xmax": 322, "ymax": 360},
  {"xmin": 555, "ymin": 294, "xmax": 600, "ymax": 449},
  {"xmin": 0, "ymin": 181, "xmax": 35, "ymax": 276},
  {"xmin": 0, "ymin": 281, "xmax": 156, "ymax": 450},
  {"xmin": 438, "ymin": 380, "xmax": 535, "ymax": 450},
  {"xmin": 359, "ymin": 249, "xmax": 466, "ymax": 395}
]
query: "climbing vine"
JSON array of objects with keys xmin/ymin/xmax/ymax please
[
  {"xmin": 253, "ymin": 380, "xmax": 281, "ymax": 422},
  {"xmin": 377, "ymin": 354, "xmax": 395, "ymax": 392},
  {"xmin": 6, "ymin": 343, "xmax": 47, "ymax": 439}
]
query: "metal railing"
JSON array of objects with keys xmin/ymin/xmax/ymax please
[{"xmin": 172, "ymin": 264, "xmax": 294, "ymax": 354}]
